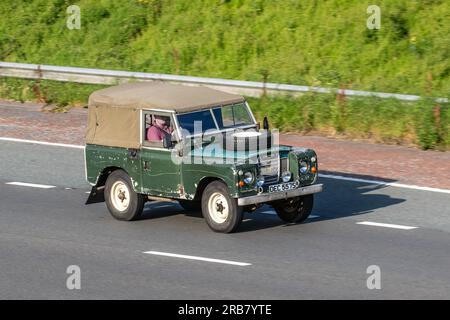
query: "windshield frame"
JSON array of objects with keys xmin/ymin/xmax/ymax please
[{"xmin": 176, "ymin": 101, "xmax": 257, "ymax": 139}]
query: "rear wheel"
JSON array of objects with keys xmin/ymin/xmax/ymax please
[
  {"xmin": 201, "ymin": 181, "xmax": 243, "ymax": 233},
  {"xmin": 272, "ymin": 194, "xmax": 314, "ymax": 223},
  {"xmin": 104, "ymin": 170, "xmax": 144, "ymax": 221}
]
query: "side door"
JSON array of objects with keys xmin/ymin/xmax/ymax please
[{"xmin": 140, "ymin": 110, "xmax": 182, "ymax": 198}]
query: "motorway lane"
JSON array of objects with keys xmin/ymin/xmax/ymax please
[
  {"xmin": 1, "ymin": 183, "xmax": 450, "ymax": 299},
  {"xmin": 0, "ymin": 140, "xmax": 86, "ymax": 188},
  {"xmin": 0, "ymin": 141, "xmax": 450, "ymax": 299}
]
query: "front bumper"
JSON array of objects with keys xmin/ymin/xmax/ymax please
[{"xmin": 237, "ymin": 183, "xmax": 323, "ymax": 206}]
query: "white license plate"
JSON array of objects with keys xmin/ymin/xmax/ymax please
[{"xmin": 268, "ymin": 181, "xmax": 299, "ymax": 193}]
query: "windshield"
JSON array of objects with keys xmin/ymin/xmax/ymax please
[
  {"xmin": 212, "ymin": 103, "xmax": 253, "ymax": 129},
  {"xmin": 176, "ymin": 109, "xmax": 217, "ymax": 135},
  {"xmin": 176, "ymin": 102, "xmax": 254, "ymax": 137}
]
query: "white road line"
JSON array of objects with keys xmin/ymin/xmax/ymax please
[
  {"xmin": 319, "ymin": 173, "xmax": 450, "ymax": 194},
  {"xmin": 0, "ymin": 137, "xmax": 84, "ymax": 149},
  {"xmin": 2, "ymin": 136, "xmax": 450, "ymax": 194},
  {"xmin": 143, "ymin": 251, "xmax": 252, "ymax": 266},
  {"xmin": 6, "ymin": 182, "xmax": 56, "ymax": 189},
  {"xmin": 356, "ymin": 221, "xmax": 418, "ymax": 230}
]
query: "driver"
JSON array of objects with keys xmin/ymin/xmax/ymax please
[{"xmin": 147, "ymin": 115, "xmax": 173, "ymax": 141}]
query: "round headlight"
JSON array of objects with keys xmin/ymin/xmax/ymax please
[
  {"xmin": 281, "ymin": 171, "xmax": 292, "ymax": 182},
  {"xmin": 299, "ymin": 161, "xmax": 309, "ymax": 174},
  {"xmin": 243, "ymin": 171, "xmax": 254, "ymax": 184},
  {"xmin": 256, "ymin": 176, "xmax": 265, "ymax": 187}
]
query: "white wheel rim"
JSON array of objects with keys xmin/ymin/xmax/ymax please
[
  {"xmin": 110, "ymin": 181, "xmax": 130, "ymax": 212},
  {"xmin": 207, "ymin": 192, "xmax": 229, "ymax": 224}
]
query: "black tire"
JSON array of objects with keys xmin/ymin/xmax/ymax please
[
  {"xmin": 272, "ymin": 194, "xmax": 314, "ymax": 223},
  {"xmin": 104, "ymin": 169, "xmax": 145, "ymax": 221},
  {"xmin": 178, "ymin": 199, "xmax": 202, "ymax": 212},
  {"xmin": 201, "ymin": 181, "xmax": 243, "ymax": 233}
]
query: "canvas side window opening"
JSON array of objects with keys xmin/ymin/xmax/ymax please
[{"xmin": 143, "ymin": 112, "xmax": 174, "ymax": 148}]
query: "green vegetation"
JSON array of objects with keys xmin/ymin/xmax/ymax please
[
  {"xmin": 249, "ymin": 94, "xmax": 450, "ymax": 150},
  {"xmin": 2, "ymin": 78, "xmax": 448, "ymax": 150},
  {"xmin": 0, "ymin": 0, "xmax": 449, "ymax": 149}
]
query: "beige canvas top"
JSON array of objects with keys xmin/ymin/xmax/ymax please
[
  {"xmin": 88, "ymin": 82, "xmax": 245, "ymax": 112},
  {"xmin": 86, "ymin": 82, "xmax": 245, "ymax": 148}
]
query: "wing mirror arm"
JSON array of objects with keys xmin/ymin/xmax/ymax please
[
  {"xmin": 163, "ymin": 134, "xmax": 173, "ymax": 149},
  {"xmin": 263, "ymin": 116, "xmax": 269, "ymax": 130}
]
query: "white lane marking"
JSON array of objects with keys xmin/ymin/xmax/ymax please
[
  {"xmin": 2, "ymin": 136, "xmax": 450, "ymax": 194},
  {"xmin": 143, "ymin": 251, "xmax": 252, "ymax": 266},
  {"xmin": 356, "ymin": 221, "xmax": 418, "ymax": 230},
  {"xmin": 0, "ymin": 137, "xmax": 84, "ymax": 149},
  {"xmin": 6, "ymin": 182, "xmax": 56, "ymax": 189},
  {"xmin": 319, "ymin": 174, "xmax": 450, "ymax": 194}
]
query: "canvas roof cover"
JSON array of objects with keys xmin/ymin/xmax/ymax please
[
  {"xmin": 86, "ymin": 82, "xmax": 245, "ymax": 148},
  {"xmin": 88, "ymin": 82, "xmax": 245, "ymax": 111}
]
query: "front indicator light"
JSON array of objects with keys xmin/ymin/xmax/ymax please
[
  {"xmin": 238, "ymin": 181, "xmax": 245, "ymax": 187},
  {"xmin": 311, "ymin": 166, "xmax": 317, "ymax": 174}
]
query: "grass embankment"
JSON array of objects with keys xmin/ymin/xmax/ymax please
[{"xmin": 1, "ymin": 78, "xmax": 448, "ymax": 150}]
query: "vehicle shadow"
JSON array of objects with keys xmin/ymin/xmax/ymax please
[
  {"xmin": 140, "ymin": 201, "xmax": 181, "ymax": 220},
  {"xmin": 238, "ymin": 172, "xmax": 406, "ymax": 232},
  {"xmin": 139, "ymin": 171, "xmax": 406, "ymax": 233},
  {"xmin": 140, "ymin": 200, "xmax": 203, "ymax": 220}
]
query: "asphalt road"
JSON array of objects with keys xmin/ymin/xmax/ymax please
[{"xmin": 0, "ymin": 140, "xmax": 450, "ymax": 299}]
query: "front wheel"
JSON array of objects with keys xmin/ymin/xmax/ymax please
[
  {"xmin": 201, "ymin": 181, "xmax": 243, "ymax": 233},
  {"xmin": 104, "ymin": 170, "xmax": 145, "ymax": 221},
  {"xmin": 272, "ymin": 194, "xmax": 314, "ymax": 223}
]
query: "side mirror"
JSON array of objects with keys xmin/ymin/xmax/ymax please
[
  {"xmin": 263, "ymin": 116, "xmax": 269, "ymax": 130},
  {"xmin": 256, "ymin": 122, "xmax": 261, "ymax": 130},
  {"xmin": 163, "ymin": 134, "xmax": 173, "ymax": 149}
]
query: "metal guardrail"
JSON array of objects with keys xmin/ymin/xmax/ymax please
[{"xmin": 0, "ymin": 61, "xmax": 447, "ymax": 103}]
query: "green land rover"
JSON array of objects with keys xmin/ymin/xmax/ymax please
[{"xmin": 85, "ymin": 82, "xmax": 323, "ymax": 233}]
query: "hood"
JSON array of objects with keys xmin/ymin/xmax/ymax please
[{"xmin": 187, "ymin": 142, "xmax": 293, "ymax": 162}]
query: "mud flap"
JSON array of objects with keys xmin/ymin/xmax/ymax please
[{"xmin": 85, "ymin": 186, "xmax": 105, "ymax": 205}]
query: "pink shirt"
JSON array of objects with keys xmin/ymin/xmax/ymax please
[{"xmin": 147, "ymin": 125, "xmax": 172, "ymax": 141}]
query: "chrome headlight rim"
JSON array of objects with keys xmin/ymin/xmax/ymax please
[
  {"xmin": 256, "ymin": 176, "xmax": 265, "ymax": 187},
  {"xmin": 299, "ymin": 160, "xmax": 309, "ymax": 174},
  {"xmin": 281, "ymin": 171, "xmax": 292, "ymax": 182}
]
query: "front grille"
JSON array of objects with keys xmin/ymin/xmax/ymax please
[
  {"xmin": 259, "ymin": 154, "xmax": 280, "ymax": 185},
  {"xmin": 263, "ymin": 174, "xmax": 279, "ymax": 185},
  {"xmin": 280, "ymin": 157, "xmax": 288, "ymax": 172}
]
